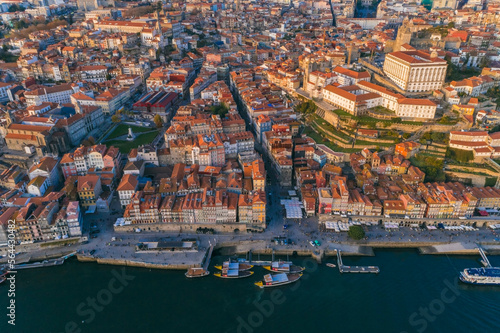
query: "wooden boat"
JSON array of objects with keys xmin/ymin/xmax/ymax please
[
  {"xmin": 215, "ymin": 261, "xmax": 253, "ymax": 271},
  {"xmin": 263, "ymin": 261, "xmax": 305, "ymax": 274},
  {"xmin": 326, "ymin": 263, "xmax": 336, "ymax": 268},
  {"xmin": 214, "ymin": 269, "xmax": 254, "ymax": 279},
  {"xmin": 255, "ymin": 273, "xmax": 303, "ymax": 288},
  {"xmin": 185, "ymin": 268, "xmax": 209, "ymax": 278}
]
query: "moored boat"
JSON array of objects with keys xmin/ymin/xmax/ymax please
[
  {"xmin": 459, "ymin": 267, "xmax": 500, "ymax": 285},
  {"xmin": 215, "ymin": 261, "xmax": 253, "ymax": 271},
  {"xmin": 263, "ymin": 261, "xmax": 305, "ymax": 274},
  {"xmin": 214, "ymin": 269, "xmax": 254, "ymax": 279},
  {"xmin": 255, "ymin": 273, "xmax": 303, "ymax": 288},
  {"xmin": 326, "ymin": 263, "xmax": 336, "ymax": 268},
  {"xmin": 185, "ymin": 268, "xmax": 209, "ymax": 278}
]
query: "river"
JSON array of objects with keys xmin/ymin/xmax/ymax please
[{"xmin": 1, "ymin": 249, "xmax": 500, "ymax": 333}]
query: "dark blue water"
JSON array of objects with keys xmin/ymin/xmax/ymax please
[{"xmin": 1, "ymin": 250, "xmax": 500, "ymax": 333}]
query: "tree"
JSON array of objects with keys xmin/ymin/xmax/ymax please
[
  {"xmin": 111, "ymin": 115, "xmax": 120, "ymax": 123},
  {"xmin": 154, "ymin": 114, "xmax": 163, "ymax": 128},
  {"xmin": 348, "ymin": 225, "xmax": 365, "ymax": 240},
  {"xmin": 210, "ymin": 103, "xmax": 229, "ymax": 118}
]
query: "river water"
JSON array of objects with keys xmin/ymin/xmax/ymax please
[{"xmin": 1, "ymin": 249, "xmax": 500, "ymax": 333}]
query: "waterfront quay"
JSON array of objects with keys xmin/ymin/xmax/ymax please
[{"xmin": 2, "ymin": 181, "xmax": 500, "ymax": 270}]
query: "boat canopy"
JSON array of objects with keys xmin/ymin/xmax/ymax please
[
  {"xmin": 271, "ymin": 273, "xmax": 289, "ymax": 283},
  {"xmin": 272, "ymin": 262, "xmax": 290, "ymax": 270},
  {"xmin": 225, "ymin": 269, "xmax": 239, "ymax": 277},
  {"xmin": 223, "ymin": 262, "xmax": 239, "ymax": 270}
]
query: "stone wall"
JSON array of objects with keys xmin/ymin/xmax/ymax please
[
  {"xmin": 444, "ymin": 171, "xmax": 487, "ymax": 187},
  {"xmin": 114, "ymin": 222, "xmax": 244, "ymax": 234},
  {"xmin": 318, "ymin": 214, "xmax": 496, "ymax": 228}
]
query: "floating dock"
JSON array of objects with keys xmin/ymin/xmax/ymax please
[
  {"xmin": 7, "ymin": 252, "xmax": 76, "ymax": 271},
  {"xmin": 337, "ymin": 250, "xmax": 379, "ymax": 274},
  {"xmin": 13, "ymin": 258, "xmax": 65, "ymax": 270}
]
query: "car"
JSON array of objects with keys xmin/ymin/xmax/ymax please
[
  {"xmin": 90, "ymin": 250, "xmax": 96, "ymax": 255},
  {"xmin": 309, "ymin": 241, "xmax": 315, "ymax": 247},
  {"xmin": 91, "ymin": 234, "xmax": 98, "ymax": 239},
  {"xmin": 314, "ymin": 240, "xmax": 321, "ymax": 246},
  {"xmin": 283, "ymin": 224, "xmax": 288, "ymax": 229},
  {"xmin": 90, "ymin": 229, "xmax": 100, "ymax": 234}
]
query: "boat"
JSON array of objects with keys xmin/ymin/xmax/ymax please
[
  {"xmin": 214, "ymin": 269, "xmax": 254, "ymax": 279},
  {"xmin": 215, "ymin": 261, "xmax": 253, "ymax": 271},
  {"xmin": 185, "ymin": 267, "xmax": 209, "ymax": 278},
  {"xmin": 459, "ymin": 267, "xmax": 500, "ymax": 285},
  {"xmin": 255, "ymin": 273, "xmax": 303, "ymax": 288},
  {"xmin": 326, "ymin": 263, "xmax": 336, "ymax": 268},
  {"xmin": 263, "ymin": 261, "xmax": 305, "ymax": 274}
]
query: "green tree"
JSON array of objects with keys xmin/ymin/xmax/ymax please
[
  {"xmin": 154, "ymin": 114, "xmax": 163, "ymax": 128},
  {"xmin": 210, "ymin": 103, "xmax": 229, "ymax": 118},
  {"xmin": 348, "ymin": 225, "xmax": 365, "ymax": 240}
]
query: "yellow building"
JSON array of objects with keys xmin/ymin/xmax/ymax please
[{"xmin": 77, "ymin": 175, "xmax": 102, "ymax": 208}]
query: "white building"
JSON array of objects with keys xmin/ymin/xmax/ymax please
[
  {"xmin": 117, "ymin": 174, "xmax": 139, "ymax": 208},
  {"xmin": 28, "ymin": 157, "xmax": 61, "ymax": 188},
  {"xmin": 25, "ymin": 84, "xmax": 79, "ymax": 107},
  {"xmin": 383, "ymin": 51, "xmax": 447, "ymax": 92}
]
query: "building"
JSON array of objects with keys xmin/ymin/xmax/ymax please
[
  {"xmin": 117, "ymin": 174, "xmax": 139, "ymax": 208},
  {"xmin": 323, "ymin": 85, "xmax": 381, "ymax": 116},
  {"xmin": 383, "ymin": 51, "xmax": 447, "ymax": 92},
  {"xmin": 25, "ymin": 84, "xmax": 78, "ymax": 107},
  {"xmin": 28, "ymin": 156, "xmax": 61, "ymax": 187},
  {"xmin": 77, "ymin": 175, "xmax": 102, "ymax": 209}
]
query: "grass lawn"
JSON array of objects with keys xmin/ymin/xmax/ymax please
[
  {"xmin": 371, "ymin": 106, "xmax": 396, "ymax": 116},
  {"xmin": 303, "ymin": 126, "xmax": 359, "ymax": 153},
  {"xmin": 332, "ymin": 109, "xmax": 354, "ymax": 118},
  {"xmin": 105, "ymin": 130, "xmax": 159, "ymax": 153},
  {"xmin": 106, "ymin": 124, "xmax": 153, "ymax": 140}
]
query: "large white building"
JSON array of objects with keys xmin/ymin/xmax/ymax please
[
  {"xmin": 322, "ymin": 82, "xmax": 437, "ymax": 120},
  {"xmin": 383, "ymin": 51, "xmax": 447, "ymax": 93},
  {"xmin": 323, "ymin": 85, "xmax": 381, "ymax": 116},
  {"xmin": 25, "ymin": 84, "xmax": 79, "ymax": 107},
  {"xmin": 397, "ymin": 98, "xmax": 437, "ymax": 119}
]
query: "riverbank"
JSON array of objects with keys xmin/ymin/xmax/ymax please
[
  {"xmin": 69, "ymin": 240, "xmax": 499, "ymax": 271},
  {"xmin": 4, "ymin": 237, "xmax": 498, "ymax": 271}
]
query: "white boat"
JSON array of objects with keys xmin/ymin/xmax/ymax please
[
  {"xmin": 459, "ymin": 267, "xmax": 500, "ymax": 285},
  {"xmin": 326, "ymin": 263, "xmax": 336, "ymax": 268},
  {"xmin": 255, "ymin": 273, "xmax": 302, "ymax": 288}
]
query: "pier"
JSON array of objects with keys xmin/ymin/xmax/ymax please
[
  {"xmin": 13, "ymin": 258, "xmax": 65, "ymax": 270},
  {"xmin": 478, "ymin": 247, "xmax": 492, "ymax": 267},
  {"xmin": 337, "ymin": 250, "xmax": 380, "ymax": 274},
  {"xmin": 244, "ymin": 249, "xmax": 291, "ymax": 266},
  {"xmin": 202, "ymin": 241, "xmax": 216, "ymax": 271},
  {"xmin": 5, "ymin": 251, "xmax": 77, "ymax": 271}
]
